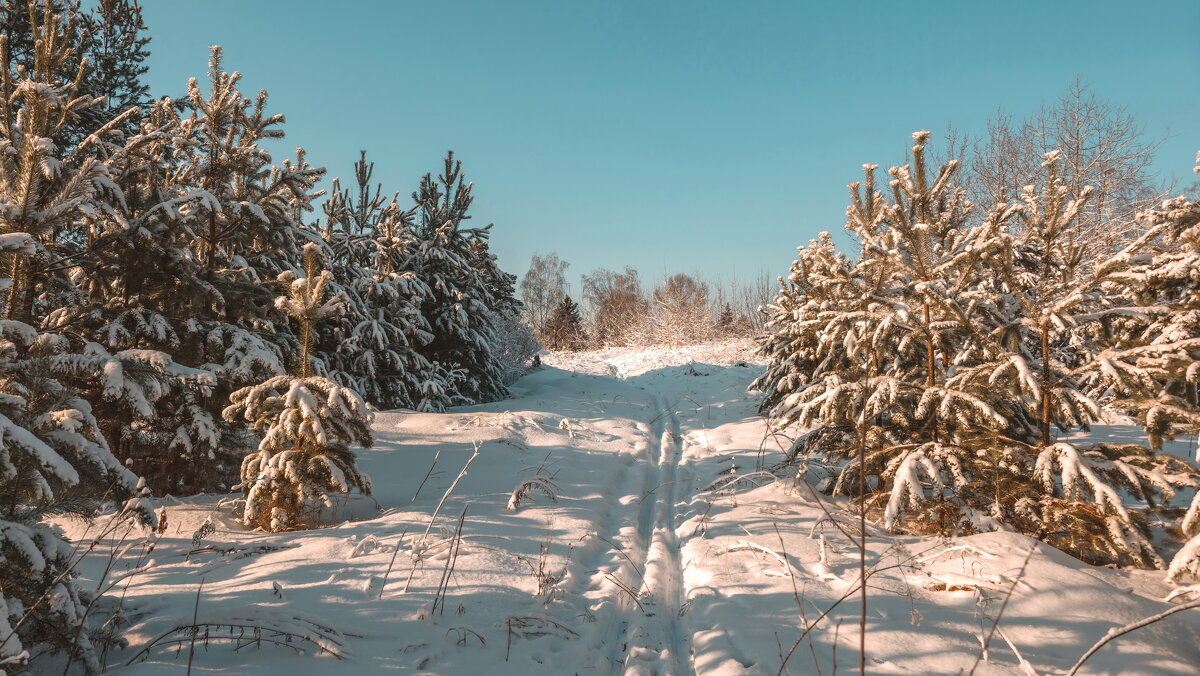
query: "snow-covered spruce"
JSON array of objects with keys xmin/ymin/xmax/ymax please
[
  {"xmin": 1128, "ymin": 153, "xmax": 1200, "ymax": 582},
  {"xmin": 409, "ymin": 153, "xmax": 511, "ymax": 405},
  {"xmin": 757, "ymin": 133, "xmax": 1200, "ymax": 568},
  {"xmin": 0, "ymin": 10, "xmax": 160, "ymax": 672},
  {"xmin": 541, "ymin": 295, "xmax": 586, "ymax": 351},
  {"xmin": 319, "ymin": 151, "xmax": 452, "ymax": 411},
  {"xmin": 225, "ymin": 246, "xmax": 374, "ymax": 532}
]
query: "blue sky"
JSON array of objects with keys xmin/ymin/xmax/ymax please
[{"xmin": 140, "ymin": 1, "xmax": 1200, "ymax": 295}]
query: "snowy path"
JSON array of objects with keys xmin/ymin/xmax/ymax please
[
  {"xmin": 603, "ymin": 393, "xmax": 694, "ymax": 676},
  {"xmin": 58, "ymin": 342, "xmax": 1200, "ymax": 675},
  {"xmin": 554, "ymin": 359, "xmax": 703, "ymax": 675}
]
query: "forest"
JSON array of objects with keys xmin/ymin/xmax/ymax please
[{"xmin": 2, "ymin": 1, "xmax": 1200, "ymax": 675}]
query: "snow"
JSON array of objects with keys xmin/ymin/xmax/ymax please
[
  {"xmin": 51, "ymin": 343, "xmax": 1200, "ymax": 674},
  {"xmin": 0, "ymin": 233, "xmax": 36, "ymax": 255},
  {"xmin": 0, "ymin": 412, "xmax": 80, "ymax": 487},
  {"xmin": 1036, "ymin": 443, "xmax": 1130, "ymax": 520}
]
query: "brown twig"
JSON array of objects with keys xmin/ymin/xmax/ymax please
[
  {"xmin": 967, "ymin": 544, "xmax": 1036, "ymax": 676},
  {"xmin": 378, "ymin": 527, "xmax": 409, "ymax": 599},
  {"xmin": 1066, "ymin": 598, "xmax": 1200, "ymax": 676},
  {"xmin": 186, "ymin": 577, "xmax": 205, "ymax": 676},
  {"xmin": 432, "ymin": 505, "xmax": 469, "ymax": 616}
]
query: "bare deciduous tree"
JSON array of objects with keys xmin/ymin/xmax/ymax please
[
  {"xmin": 969, "ymin": 79, "xmax": 1168, "ymax": 263},
  {"xmin": 519, "ymin": 252, "xmax": 569, "ymax": 339},
  {"xmin": 581, "ymin": 266, "xmax": 647, "ymax": 347},
  {"xmin": 712, "ymin": 272, "xmax": 775, "ymax": 334},
  {"xmin": 647, "ymin": 273, "xmax": 713, "ymax": 345}
]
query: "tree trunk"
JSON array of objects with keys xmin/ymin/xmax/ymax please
[
  {"xmin": 924, "ymin": 300, "xmax": 939, "ymax": 443},
  {"xmin": 924, "ymin": 301, "xmax": 936, "ymax": 388},
  {"xmin": 299, "ymin": 319, "xmax": 311, "ymax": 378},
  {"xmin": 205, "ymin": 213, "xmax": 219, "ymax": 279},
  {"xmin": 1040, "ymin": 324, "xmax": 1052, "ymax": 446},
  {"xmin": 4, "ymin": 255, "xmax": 23, "ymax": 320}
]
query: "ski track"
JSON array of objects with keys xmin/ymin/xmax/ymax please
[
  {"xmin": 582, "ymin": 383, "xmax": 697, "ymax": 675},
  {"xmin": 618, "ymin": 393, "xmax": 693, "ymax": 676}
]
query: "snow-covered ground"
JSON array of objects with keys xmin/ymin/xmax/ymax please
[{"xmin": 60, "ymin": 342, "xmax": 1200, "ymax": 674}]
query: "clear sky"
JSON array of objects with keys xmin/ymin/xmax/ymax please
[{"xmin": 139, "ymin": 0, "xmax": 1200, "ymax": 296}]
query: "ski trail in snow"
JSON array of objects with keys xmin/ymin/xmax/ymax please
[
  {"xmin": 570, "ymin": 374, "xmax": 696, "ymax": 675},
  {"xmin": 619, "ymin": 394, "xmax": 694, "ymax": 676}
]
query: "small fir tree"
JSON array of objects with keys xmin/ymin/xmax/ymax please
[
  {"xmin": 716, "ymin": 303, "xmax": 735, "ymax": 335},
  {"xmin": 225, "ymin": 245, "xmax": 374, "ymax": 532},
  {"xmin": 544, "ymin": 295, "xmax": 585, "ymax": 351}
]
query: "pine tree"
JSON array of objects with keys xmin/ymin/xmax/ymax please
[
  {"xmin": 0, "ymin": 2, "xmax": 139, "ymax": 325},
  {"xmin": 958, "ymin": 152, "xmax": 1106, "ymax": 444},
  {"xmin": 179, "ymin": 48, "xmax": 323, "ymax": 283},
  {"xmin": 760, "ymin": 135, "xmax": 1200, "ymax": 567},
  {"xmin": 543, "ymin": 295, "xmax": 585, "ymax": 351},
  {"xmin": 225, "ymin": 245, "xmax": 373, "ymax": 532},
  {"xmin": 41, "ymin": 46, "xmax": 324, "ymax": 493},
  {"xmin": 769, "ymin": 140, "xmax": 991, "ymax": 539},
  {"xmin": 1094, "ymin": 152, "xmax": 1200, "ymax": 581},
  {"xmin": 1086, "ymin": 156, "xmax": 1200, "ymax": 450},
  {"xmin": 770, "ymin": 134, "xmax": 999, "ymax": 461},
  {"xmin": 753, "ymin": 231, "xmax": 858, "ymax": 416},
  {"xmin": 74, "ymin": 0, "xmax": 150, "ymax": 144},
  {"xmin": 319, "ymin": 151, "xmax": 448, "ymax": 410},
  {"xmin": 410, "ymin": 152, "xmax": 507, "ymax": 403},
  {"xmin": 0, "ymin": 6, "xmax": 162, "ymax": 669},
  {"xmin": 901, "ymin": 148, "xmax": 1192, "ymax": 563},
  {"xmin": 96, "ymin": 47, "xmax": 324, "ymax": 492},
  {"xmin": 0, "ymin": 249, "xmax": 163, "ymax": 675},
  {"xmin": 957, "ymin": 154, "xmax": 1200, "ymax": 565},
  {"xmin": 0, "ymin": 0, "xmax": 150, "ymax": 147}
]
